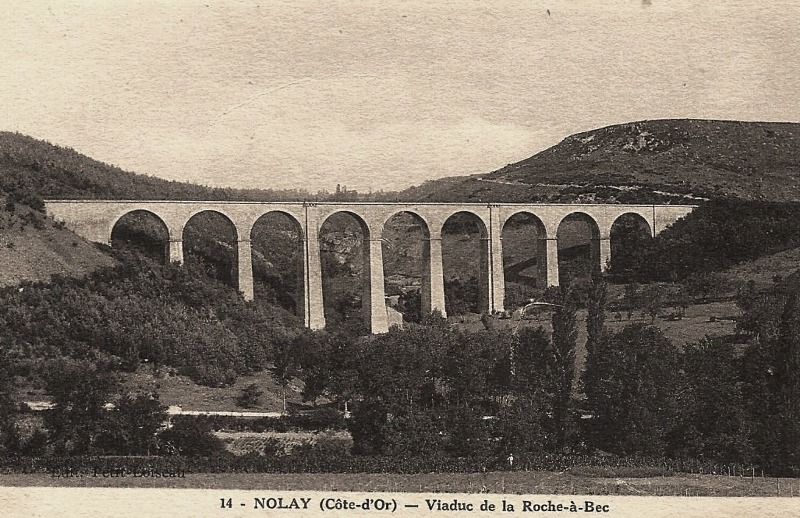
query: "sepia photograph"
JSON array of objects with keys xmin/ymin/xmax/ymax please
[{"xmin": 1, "ymin": 1, "xmax": 800, "ymax": 516}]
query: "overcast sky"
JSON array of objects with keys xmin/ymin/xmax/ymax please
[{"xmin": 2, "ymin": 0, "xmax": 798, "ymax": 193}]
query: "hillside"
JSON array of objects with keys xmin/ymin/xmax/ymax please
[
  {"xmin": 0, "ymin": 203, "xmax": 115, "ymax": 286},
  {"xmin": 0, "ymin": 131, "xmax": 315, "ymax": 202},
  {"xmin": 395, "ymin": 119, "xmax": 800, "ymax": 203}
]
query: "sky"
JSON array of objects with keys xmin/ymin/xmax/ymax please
[{"xmin": 2, "ymin": 0, "xmax": 799, "ymax": 193}]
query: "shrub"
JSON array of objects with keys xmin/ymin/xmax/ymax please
[
  {"xmin": 158, "ymin": 416, "xmax": 225, "ymax": 456},
  {"xmin": 236, "ymin": 383, "xmax": 264, "ymax": 409}
]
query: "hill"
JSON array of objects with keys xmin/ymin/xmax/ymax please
[
  {"xmin": 0, "ymin": 131, "xmax": 316, "ymax": 203},
  {"xmin": 394, "ymin": 119, "xmax": 800, "ymax": 203}
]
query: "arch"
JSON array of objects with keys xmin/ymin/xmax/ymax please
[
  {"xmin": 441, "ymin": 211, "xmax": 490, "ymax": 315},
  {"xmin": 501, "ymin": 211, "xmax": 548, "ymax": 308},
  {"xmin": 182, "ymin": 210, "xmax": 240, "ymax": 288},
  {"xmin": 556, "ymin": 212, "xmax": 602, "ymax": 286},
  {"xmin": 378, "ymin": 209, "xmax": 433, "ymax": 238},
  {"xmin": 247, "ymin": 210, "xmax": 303, "ymax": 242},
  {"xmin": 184, "ymin": 208, "xmax": 240, "ymax": 241},
  {"xmin": 318, "ymin": 210, "xmax": 373, "ymax": 331},
  {"xmin": 319, "ymin": 210, "xmax": 371, "ymax": 240},
  {"xmin": 610, "ymin": 211, "xmax": 653, "ymax": 238},
  {"xmin": 437, "ymin": 209, "xmax": 488, "ymax": 239},
  {"xmin": 250, "ymin": 210, "xmax": 305, "ymax": 316},
  {"xmin": 110, "ymin": 209, "xmax": 170, "ymax": 264},
  {"xmin": 381, "ymin": 211, "xmax": 432, "ymax": 324},
  {"xmin": 608, "ymin": 212, "xmax": 654, "ymax": 281}
]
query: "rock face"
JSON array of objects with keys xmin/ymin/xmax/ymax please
[
  {"xmin": 386, "ymin": 305, "xmax": 404, "ymax": 329},
  {"xmin": 320, "ymin": 230, "xmax": 364, "ymax": 276}
]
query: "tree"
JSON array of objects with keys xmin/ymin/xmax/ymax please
[
  {"xmin": 550, "ymin": 291, "xmax": 578, "ymax": 450},
  {"xmin": 501, "ymin": 326, "xmax": 557, "ymax": 453},
  {"xmin": 676, "ymin": 338, "xmax": 751, "ymax": 462},
  {"xmin": 755, "ymin": 290, "xmax": 800, "ymax": 474},
  {"xmin": 736, "ymin": 276, "xmax": 800, "ymax": 473},
  {"xmin": 623, "ymin": 282, "xmax": 639, "ymax": 320},
  {"xmin": 0, "ymin": 346, "xmax": 19, "ymax": 455},
  {"xmin": 444, "ymin": 403, "xmax": 489, "ymax": 457},
  {"xmin": 497, "ymin": 394, "xmax": 552, "ymax": 455},
  {"xmin": 346, "ymin": 324, "xmax": 448, "ymax": 456},
  {"xmin": 582, "ymin": 324, "xmax": 682, "ymax": 455},
  {"xmin": 42, "ymin": 355, "xmax": 121, "ymax": 455},
  {"xmin": 158, "ymin": 416, "xmax": 225, "ymax": 456},
  {"xmin": 671, "ymin": 285, "xmax": 691, "ymax": 319},
  {"xmin": 97, "ymin": 392, "xmax": 168, "ymax": 455},
  {"xmin": 273, "ymin": 334, "xmax": 301, "ymax": 413},
  {"xmin": 586, "ymin": 274, "xmax": 607, "ymax": 356},
  {"xmin": 236, "ymin": 383, "xmax": 264, "ymax": 409},
  {"xmin": 685, "ymin": 272, "xmax": 730, "ymax": 303},
  {"xmin": 640, "ymin": 284, "xmax": 664, "ymax": 323}
]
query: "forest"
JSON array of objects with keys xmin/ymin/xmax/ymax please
[{"xmin": 2, "ymin": 248, "xmax": 800, "ymax": 476}]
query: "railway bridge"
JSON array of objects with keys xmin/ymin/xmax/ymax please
[{"xmin": 45, "ymin": 200, "xmax": 695, "ymax": 333}]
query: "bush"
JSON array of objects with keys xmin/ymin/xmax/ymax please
[
  {"xmin": 158, "ymin": 417, "xmax": 225, "ymax": 456},
  {"xmin": 236, "ymin": 383, "xmax": 264, "ymax": 409},
  {"xmin": 313, "ymin": 431, "xmax": 352, "ymax": 456}
]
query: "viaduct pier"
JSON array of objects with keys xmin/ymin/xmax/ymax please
[{"xmin": 45, "ymin": 200, "xmax": 695, "ymax": 334}]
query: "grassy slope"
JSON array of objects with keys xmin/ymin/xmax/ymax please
[
  {"xmin": 720, "ymin": 246, "xmax": 800, "ymax": 290},
  {"xmin": 120, "ymin": 368, "xmax": 310, "ymax": 413},
  {"xmin": 0, "ymin": 201, "xmax": 115, "ymax": 286}
]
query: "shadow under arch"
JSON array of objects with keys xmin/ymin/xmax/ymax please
[
  {"xmin": 182, "ymin": 210, "xmax": 239, "ymax": 289},
  {"xmin": 557, "ymin": 211, "xmax": 601, "ymax": 286},
  {"xmin": 318, "ymin": 210, "xmax": 373, "ymax": 332},
  {"xmin": 110, "ymin": 209, "xmax": 170, "ymax": 264},
  {"xmin": 381, "ymin": 210, "xmax": 432, "ymax": 324},
  {"xmin": 501, "ymin": 211, "xmax": 548, "ymax": 308},
  {"xmin": 608, "ymin": 212, "xmax": 654, "ymax": 282},
  {"xmin": 250, "ymin": 210, "xmax": 305, "ymax": 316},
  {"xmin": 441, "ymin": 211, "xmax": 489, "ymax": 316}
]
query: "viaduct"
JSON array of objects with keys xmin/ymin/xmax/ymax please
[{"xmin": 45, "ymin": 200, "xmax": 695, "ymax": 334}]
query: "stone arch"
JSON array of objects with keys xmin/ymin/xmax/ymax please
[
  {"xmin": 608, "ymin": 212, "xmax": 654, "ymax": 280},
  {"xmin": 318, "ymin": 210, "xmax": 374, "ymax": 331},
  {"xmin": 184, "ymin": 208, "xmax": 240, "ymax": 241},
  {"xmin": 441, "ymin": 211, "xmax": 490, "ymax": 315},
  {"xmin": 556, "ymin": 211, "xmax": 602, "ymax": 285},
  {"xmin": 437, "ymin": 209, "xmax": 488, "ymax": 239},
  {"xmin": 381, "ymin": 210, "xmax": 432, "ymax": 324},
  {"xmin": 610, "ymin": 211, "xmax": 653, "ymax": 238},
  {"xmin": 379, "ymin": 209, "xmax": 433, "ymax": 238},
  {"xmin": 250, "ymin": 210, "xmax": 305, "ymax": 316},
  {"xmin": 501, "ymin": 211, "xmax": 549, "ymax": 307},
  {"xmin": 110, "ymin": 209, "xmax": 171, "ymax": 264},
  {"xmin": 182, "ymin": 210, "xmax": 240, "ymax": 288},
  {"xmin": 248, "ymin": 210, "xmax": 303, "ymax": 241}
]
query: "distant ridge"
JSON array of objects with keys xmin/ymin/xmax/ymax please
[
  {"xmin": 4, "ymin": 120, "xmax": 799, "ymax": 206},
  {"xmin": 394, "ymin": 119, "xmax": 800, "ymax": 203}
]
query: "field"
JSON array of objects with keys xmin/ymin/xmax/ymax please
[{"xmin": 2, "ymin": 469, "xmax": 799, "ymax": 497}]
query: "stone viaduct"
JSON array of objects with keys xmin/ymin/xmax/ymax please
[{"xmin": 45, "ymin": 200, "xmax": 695, "ymax": 334}]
